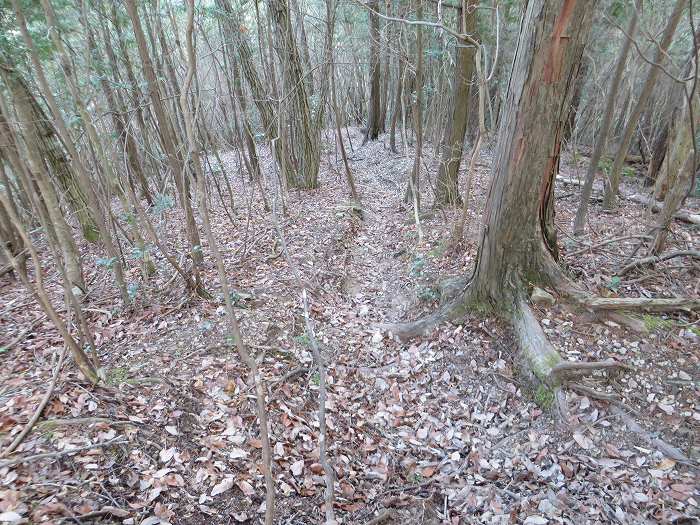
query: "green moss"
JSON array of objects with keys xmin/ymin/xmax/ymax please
[
  {"xmin": 642, "ymin": 314, "xmax": 675, "ymax": 332},
  {"xmin": 294, "ymin": 333, "xmax": 311, "ymax": 347},
  {"xmin": 545, "ymin": 352, "xmax": 561, "ymax": 369},
  {"xmin": 82, "ymin": 224, "xmax": 100, "ymax": 243},
  {"xmin": 106, "ymin": 366, "xmax": 129, "ymax": 385},
  {"xmin": 534, "ymin": 384, "xmax": 555, "ymax": 410},
  {"xmin": 417, "ymin": 286, "xmax": 439, "ymax": 302}
]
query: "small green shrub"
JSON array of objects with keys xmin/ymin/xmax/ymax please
[
  {"xmin": 642, "ymin": 314, "xmax": 675, "ymax": 332},
  {"xmin": 534, "ymin": 384, "xmax": 555, "ymax": 409}
]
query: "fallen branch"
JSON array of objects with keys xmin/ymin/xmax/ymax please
[
  {"xmin": 57, "ymin": 506, "xmax": 129, "ymax": 523},
  {"xmin": 569, "ymin": 383, "xmax": 620, "ymax": 402},
  {"xmin": 617, "ymin": 250, "xmax": 700, "ymax": 276},
  {"xmin": 626, "ymin": 193, "xmax": 700, "ymax": 225},
  {"xmin": 1, "ymin": 316, "xmax": 44, "ymax": 352},
  {"xmin": 580, "ymin": 296, "xmax": 700, "ymax": 312},
  {"xmin": 0, "ymin": 437, "xmax": 128, "ymax": 468},
  {"xmin": 37, "ymin": 417, "xmax": 134, "ymax": 429},
  {"xmin": 555, "ymin": 177, "xmax": 700, "ymax": 224},
  {"xmin": 1, "ymin": 345, "xmax": 67, "ymax": 458},
  {"xmin": 566, "ymin": 235, "xmax": 651, "ymax": 258}
]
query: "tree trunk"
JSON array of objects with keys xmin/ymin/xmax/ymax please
[
  {"xmin": 124, "ymin": 0, "xmax": 204, "ymax": 294},
  {"xmin": 650, "ymin": 88, "xmax": 699, "ymax": 254},
  {"xmin": 217, "ymin": 0, "xmax": 296, "ymax": 187},
  {"xmin": 389, "ymin": 38, "xmax": 406, "ymax": 153},
  {"xmin": 0, "ymin": 87, "xmax": 85, "ymax": 294},
  {"xmin": 268, "ymin": 0, "xmax": 320, "ymax": 189},
  {"xmin": 470, "ymin": 0, "xmax": 596, "ymax": 306},
  {"xmin": 603, "ymin": 0, "xmax": 686, "ymax": 208},
  {"xmin": 0, "ymin": 59, "xmax": 98, "ymax": 242},
  {"xmin": 434, "ymin": 0, "xmax": 478, "ymax": 207},
  {"xmin": 404, "ymin": 0, "xmax": 424, "ymax": 208},
  {"xmin": 364, "ymin": 0, "xmax": 382, "ymax": 143},
  {"xmin": 379, "ymin": 0, "xmax": 392, "ymax": 133},
  {"xmin": 573, "ymin": 2, "xmax": 639, "ymax": 234}
]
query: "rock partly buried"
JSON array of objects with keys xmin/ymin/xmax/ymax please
[{"xmin": 531, "ymin": 287, "xmax": 556, "ymax": 306}]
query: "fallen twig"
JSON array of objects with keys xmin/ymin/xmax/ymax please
[
  {"xmin": 2, "ymin": 316, "xmax": 44, "ymax": 351},
  {"xmin": 611, "ymin": 406, "xmax": 698, "ymax": 468},
  {"xmin": 1, "ymin": 345, "xmax": 67, "ymax": 458},
  {"xmin": 0, "ymin": 437, "xmax": 128, "ymax": 468},
  {"xmin": 566, "ymin": 235, "xmax": 652, "ymax": 258},
  {"xmin": 617, "ymin": 250, "xmax": 700, "ymax": 276}
]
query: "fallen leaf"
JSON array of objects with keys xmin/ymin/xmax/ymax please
[
  {"xmin": 159, "ymin": 447, "xmax": 176, "ymax": 463},
  {"xmin": 0, "ymin": 512, "xmax": 22, "ymax": 523},
  {"xmin": 237, "ymin": 480, "xmax": 255, "ymax": 497},
  {"xmin": 290, "ymin": 459, "xmax": 304, "ymax": 476},
  {"xmin": 211, "ymin": 478, "xmax": 234, "ymax": 497},
  {"xmin": 228, "ymin": 448, "xmax": 248, "ymax": 459},
  {"xmin": 573, "ymin": 432, "xmax": 593, "ymax": 450}
]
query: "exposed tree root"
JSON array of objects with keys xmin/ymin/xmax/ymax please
[
  {"xmin": 596, "ymin": 311, "xmax": 649, "ymax": 334},
  {"xmin": 383, "ymin": 277, "xmax": 643, "ymax": 425},
  {"xmin": 617, "ymin": 250, "xmax": 700, "ymax": 276},
  {"xmin": 569, "ymin": 383, "xmax": 620, "ymax": 402},
  {"xmin": 611, "ymin": 406, "xmax": 698, "ymax": 467},
  {"xmin": 511, "ymin": 299, "xmax": 569, "ymax": 421},
  {"xmin": 551, "ymin": 359, "xmax": 633, "ymax": 382}
]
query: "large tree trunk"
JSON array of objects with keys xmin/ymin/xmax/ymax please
[
  {"xmin": 378, "ymin": 0, "xmax": 392, "ymax": 133},
  {"xmin": 434, "ymin": 0, "xmax": 478, "ymax": 207},
  {"xmin": 0, "ymin": 59, "xmax": 98, "ymax": 242},
  {"xmin": 572, "ymin": 2, "xmax": 639, "ymax": 234},
  {"xmin": 603, "ymin": 0, "xmax": 686, "ymax": 208},
  {"xmin": 650, "ymin": 88, "xmax": 699, "ymax": 254},
  {"xmin": 470, "ymin": 0, "xmax": 596, "ymax": 306},
  {"xmin": 0, "ymin": 89, "xmax": 85, "ymax": 294},
  {"xmin": 389, "ymin": 37, "xmax": 406, "ymax": 153},
  {"xmin": 268, "ymin": 0, "xmax": 320, "ymax": 189},
  {"xmin": 364, "ymin": 0, "xmax": 382, "ymax": 143},
  {"xmin": 404, "ymin": 0, "xmax": 424, "ymax": 208},
  {"xmin": 652, "ymin": 29, "xmax": 700, "ymax": 200}
]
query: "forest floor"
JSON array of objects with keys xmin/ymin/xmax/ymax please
[{"xmin": 1, "ymin": 128, "xmax": 698, "ymax": 524}]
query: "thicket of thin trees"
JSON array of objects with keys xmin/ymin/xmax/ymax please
[{"xmin": 1, "ymin": 0, "xmax": 699, "ymax": 519}]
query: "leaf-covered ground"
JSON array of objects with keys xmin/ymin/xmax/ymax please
[{"xmin": 1, "ymin": 129, "xmax": 698, "ymax": 524}]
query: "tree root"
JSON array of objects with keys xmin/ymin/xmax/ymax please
[
  {"xmin": 511, "ymin": 299, "xmax": 569, "ymax": 421},
  {"xmin": 551, "ymin": 359, "xmax": 634, "ymax": 382},
  {"xmin": 569, "ymin": 383, "xmax": 620, "ymax": 402},
  {"xmin": 611, "ymin": 406, "xmax": 698, "ymax": 467}
]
